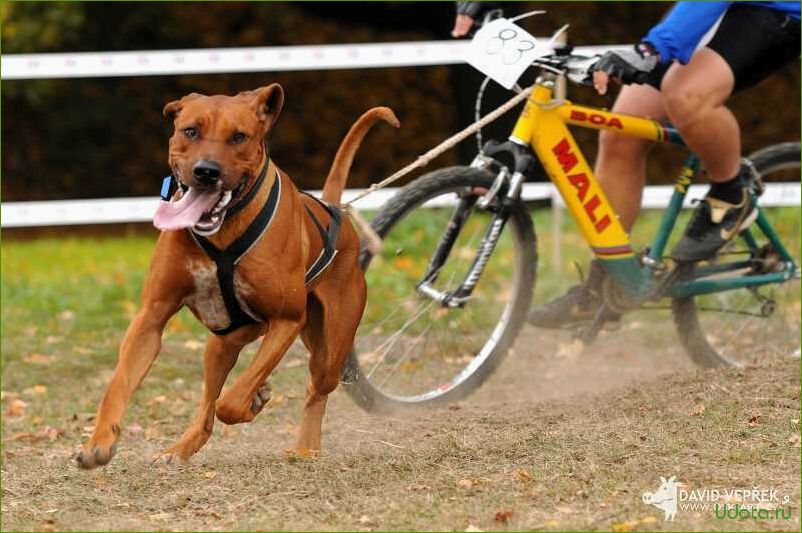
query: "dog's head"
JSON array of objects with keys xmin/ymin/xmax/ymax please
[{"xmin": 154, "ymin": 84, "xmax": 284, "ymax": 235}]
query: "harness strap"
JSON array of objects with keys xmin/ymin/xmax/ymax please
[
  {"xmin": 190, "ymin": 170, "xmax": 282, "ymax": 336},
  {"xmin": 190, "ymin": 175, "xmax": 342, "ymax": 336},
  {"xmin": 301, "ymin": 193, "xmax": 342, "ymax": 285}
]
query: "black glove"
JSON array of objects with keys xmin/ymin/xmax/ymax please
[
  {"xmin": 591, "ymin": 42, "xmax": 660, "ymax": 85},
  {"xmin": 455, "ymin": 1, "xmax": 503, "ymax": 22}
]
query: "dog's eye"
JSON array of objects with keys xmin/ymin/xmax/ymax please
[
  {"xmin": 230, "ymin": 132, "xmax": 247, "ymax": 145},
  {"xmin": 182, "ymin": 127, "xmax": 199, "ymax": 140}
]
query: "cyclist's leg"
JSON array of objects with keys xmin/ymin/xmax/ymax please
[
  {"xmin": 661, "ymin": 49, "xmax": 738, "ymax": 183},
  {"xmin": 596, "ymin": 83, "xmax": 667, "ymax": 232},
  {"xmin": 527, "ymin": 77, "xmax": 668, "ymax": 328},
  {"xmin": 664, "ymin": 4, "xmax": 800, "ymax": 261}
]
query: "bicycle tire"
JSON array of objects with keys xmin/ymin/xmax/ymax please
[
  {"xmin": 342, "ymin": 166, "xmax": 537, "ymax": 413},
  {"xmin": 672, "ymin": 142, "xmax": 801, "ymax": 367}
]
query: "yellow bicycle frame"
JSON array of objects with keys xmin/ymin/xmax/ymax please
[{"xmin": 510, "ymin": 81, "xmax": 680, "ymax": 262}]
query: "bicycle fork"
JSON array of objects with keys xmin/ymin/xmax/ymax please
[{"xmin": 416, "ymin": 156, "xmax": 526, "ymax": 308}]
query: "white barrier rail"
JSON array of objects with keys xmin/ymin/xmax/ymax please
[
  {"xmin": 1, "ymin": 41, "xmax": 620, "ymax": 80},
  {"xmin": 2, "ymin": 183, "xmax": 798, "ymax": 228}
]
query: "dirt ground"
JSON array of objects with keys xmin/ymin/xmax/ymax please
[{"xmin": 2, "ymin": 321, "xmax": 800, "ymax": 532}]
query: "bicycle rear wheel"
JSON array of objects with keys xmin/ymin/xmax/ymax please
[
  {"xmin": 342, "ymin": 166, "xmax": 537, "ymax": 413},
  {"xmin": 672, "ymin": 142, "xmax": 801, "ymax": 367}
]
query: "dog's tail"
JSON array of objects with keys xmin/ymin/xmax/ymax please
[{"xmin": 322, "ymin": 107, "xmax": 400, "ymax": 205}]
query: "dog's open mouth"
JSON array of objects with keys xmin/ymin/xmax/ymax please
[{"xmin": 153, "ymin": 186, "xmax": 232, "ymax": 235}]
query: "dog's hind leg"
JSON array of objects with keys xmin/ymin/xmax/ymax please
[
  {"xmin": 296, "ymin": 270, "xmax": 366, "ymax": 453},
  {"xmin": 157, "ymin": 327, "xmax": 259, "ymax": 463}
]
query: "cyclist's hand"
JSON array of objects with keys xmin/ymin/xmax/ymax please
[
  {"xmin": 451, "ymin": 1, "xmax": 503, "ymax": 38},
  {"xmin": 452, "ymin": 14, "xmax": 476, "ymax": 38},
  {"xmin": 591, "ymin": 42, "xmax": 660, "ymax": 95}
]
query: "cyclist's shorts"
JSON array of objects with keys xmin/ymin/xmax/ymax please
[{"xmin": 645, "ymin": 3, "xmax": 801, "ymax": 94}]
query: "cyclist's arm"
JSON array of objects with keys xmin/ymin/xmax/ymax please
[{"xmin": 643, "ymin": 1, "xmax": 731, "ymax": 64}]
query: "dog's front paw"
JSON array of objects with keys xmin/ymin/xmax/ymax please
[
  {"xmin": 76, "ymin": 442, "xmax": 117, "ymax": 469},
  {"xmin": 216, "ymin": 381, "xmax": 271, "ymax": 425},
  {"xmin": 250, "ymin": 382, "xmax": 272, "ymax": 416},
  {"xmin": 76, "ymin": 425, "xmax": 120, "ymax": 469}
]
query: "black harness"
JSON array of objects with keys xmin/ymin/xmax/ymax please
[{"xmin": 184, "ymin": 163, "xmax": 342, "ymax": 336}]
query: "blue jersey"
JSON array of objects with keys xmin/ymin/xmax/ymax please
[{"xmin": 644, "ymin": 1, "xmax": 801, "ymax": 64}]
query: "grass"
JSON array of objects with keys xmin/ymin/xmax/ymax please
[{"xmin": 1, "ymin": 206, "xmax": 800, "ymax": 531}]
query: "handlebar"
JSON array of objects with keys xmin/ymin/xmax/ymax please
[{"xmin": 530, "ymin": 46, "xmax": 601, "ymax": 87}]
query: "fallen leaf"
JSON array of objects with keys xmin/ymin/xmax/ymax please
[
  {"xmin": 555, "ymin": 505, "xmax": 574, "ymax": 515},
  {"xmin": 556, "ymin": 339, "xmax": 583, "ymax": 359},
  {"xmin": 543, "ymin": 519, "xmax": 560, "ymax": 527},
  {"xmin": 611, "ymin": 521, "xmax": 637, "ymax": 532},
  {"xmin": 515, "ymin": 469, "xmax": 534, "ymax": 483},
  {"xmin": 746, "ymin": 414, "xmax": 761, "ymax": 427},
  {"xmin": 4, "ymin": 398, "xmax": 28, "ymax": 417},
  {"xmin": 203, "ymin": 471, "xmax": 217, "ymax": 480},
  {"xmin": 146, "ymin": 395, "xmax": 167, "ymax": 406},
  {"xmin": 358, "ymin": 515, "xmax": 371, "ymax": 525},
  {"xmin": 788, "ymin": 434, "xmax": 801, "ymax": 448},
  {"xmin": 690, "ymin": 404, "xmax": 706, "ymax": 417},
  {"xmin": 125, "ymin": 424, "xmax": 144, "ymax": 437},
  {"xmin": 57, "ymin": 309, "xmax": 76, "ymax": 321},
  {"xmin": 11, "ymin": 427, "xmax": 63, "ymax": 443},
  {"xmin": 22, "ymin": 353, "xmax": 54, "ymax": 365},
  {"xmin": 149, "ymin": 512, "xmax": 172, "ymax": 521},
  {"xmin": 457, "ymin": 479, "xmax": 476, "ymax": 489},
  {"xmin": 494, "ymin": 510, "xmax": 514, "ymax": 523},
  {"xmin": 465, "ymin": 525, "xmax": 483, "ymax": 532},
  {"xmin": 182, "ymin": 339, "xmax": 205, "ymax": 350},
  {"xmin": 640, "ymin": 516, "xmax": 657, "ymax": 524},
  {"xmin": 268, "ymin": 394, "xmax": 287, "ymax": 407},
  {"xmin": 40, "ymin": 426, "xmax": 62, "ymax": 440},
  {"xmin": 22, "ymin": 385, "xmax": 48, "ymax": 397}
]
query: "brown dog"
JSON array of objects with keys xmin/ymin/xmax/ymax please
[{"xmin": 76, "ymin": 84, "xmax": 398, "ymax": 468}]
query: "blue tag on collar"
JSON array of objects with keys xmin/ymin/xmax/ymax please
[{"xmin": 160, "ymin": 176, "xmax": 174, "ymax": 201}]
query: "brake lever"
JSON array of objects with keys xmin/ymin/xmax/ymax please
[{"xmin": 566, "ymin": 55, "xmax": 601, "ymax": 87}]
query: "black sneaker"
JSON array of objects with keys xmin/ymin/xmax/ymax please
[
  {"xmin": 672, "ymin": 169, "xmax": 758, "ymax": 263},
  {"xmin": 527, "ymin": 261, "xmax": 620, "ymax": 329}
]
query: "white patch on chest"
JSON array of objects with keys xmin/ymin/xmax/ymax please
[{"xmin": 185, "ymin": 259, "xmax": 262, "ymax": 330}]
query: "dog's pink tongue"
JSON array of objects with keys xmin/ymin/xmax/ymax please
[{"xmin": 153, "ymin": 188, "xmax": 220, "ymax": 231}]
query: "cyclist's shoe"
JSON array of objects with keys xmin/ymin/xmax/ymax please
[
  {"xmin": 526, "ymin": 261, "xmax": 620, "ymax": 329},
  {"xmin": 672, "ymin": 164, "xmax": 759, "ymax": 262}
]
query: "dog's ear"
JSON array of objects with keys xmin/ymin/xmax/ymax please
[
  {"xmin": 248, "ymin": 84, "xmax": 284, "ymax": 131},
  {"xmin": 163, "ymin": 93, "xmax": 204, "ymax": 121}
]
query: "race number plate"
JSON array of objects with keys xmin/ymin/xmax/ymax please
[{"xmin": 466, "ymin": 18, "xmax": 548, "ymax": 90}]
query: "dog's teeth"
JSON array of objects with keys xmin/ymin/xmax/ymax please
[{"xmin": 219, "ymin": 191, "xmax": 232, "ymax": 208}]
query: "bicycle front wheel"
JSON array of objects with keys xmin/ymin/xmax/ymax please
[
  {"xmin": 342, "ymin": 166, "xmax": 537, "ymax": 413},
  {"xmin": 672, "ymin": 142, "xmax": 801, "ymax": 367}
]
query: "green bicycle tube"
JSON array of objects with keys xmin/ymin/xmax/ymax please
[
  {"xmin": 754, "ymin": 209, "xmax": 796, "ymax": 264},
  {"xmin": 739, "ymin": 226, "xmax": 761, "ymax": 252},
  {"xmin": 669, "ymin": 271, "xmax": 792, "ymax": 298},
  {"xmin": 647, "ymin": 155, "xmax": 699, "ymax": 267},
  {"xmin": 597, "ymin": 256, "xmax": 647, "ymax": 295}
]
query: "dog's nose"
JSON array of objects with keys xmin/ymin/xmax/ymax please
[{"xmin": 192, "ymin": 160, "xmax": 222, "ymax": 185}]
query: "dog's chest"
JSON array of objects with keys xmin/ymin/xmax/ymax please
[{"xmin": 183, "ymin": 259, "xmax": 260, "ymax": 331}]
